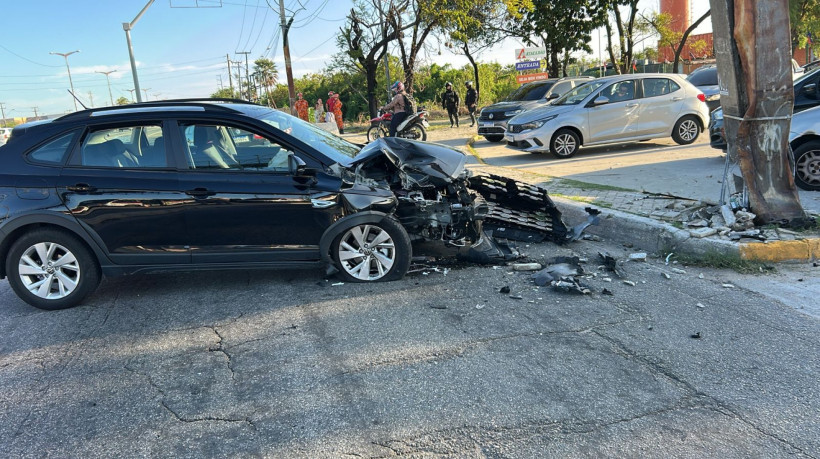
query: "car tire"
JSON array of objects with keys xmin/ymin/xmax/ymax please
[
  {"xmin": 793, "ymin": 140, "xmax": 820, "ymax": 191},
  {"xmin": 484, "ymin": 135, "xmax": 504, "ymax": 143},
  {"xmin": 331, "ymin": 217, "xmax": 412, "ymax": 282},
  {"xmin": 367, "ymin": 125, "xmax": 388, "ymax": 142},
  {"xmin": 550, "ymin": 129, "xmax": 580, "ymax": 158},
  {"xmin": 672, "ymin": 116, "xmax": 700, "ymax": 145},
  {"xmin": 6, "ymin": 229, "xmax": 101, "ymax": 310}
]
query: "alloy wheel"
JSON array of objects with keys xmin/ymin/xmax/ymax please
[
  {"xmin": 337, "ymin": 224, "xmax": 396, "ymax": 281},
  {"xmin": 18, "ymin": 242, "xmax": 81, "ymax": 300},
  {"xmin": 554, "ymin": 133, "xmax": 577, "ymax": 156},
  {"xmin": 679, "ymin": 119, "xmax": 698, "ymax": 142},
  {"xmin": 795, "ymin": 148, "xmax": 820, "ymax": 188}
]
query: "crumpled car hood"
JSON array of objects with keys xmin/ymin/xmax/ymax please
[{"xmin": 352, "ymin": 137, "xmax": 467, "ymax": 186}]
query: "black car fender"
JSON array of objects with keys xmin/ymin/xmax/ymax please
[
  {"xmin": 318, "ymin": 211, "xmax": 401, "ymax": 265},
  {"xmin": 0, "ymin": 212, "xmax": 113, "ymax": 278}
]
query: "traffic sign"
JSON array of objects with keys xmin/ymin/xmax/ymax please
[
  {"xmin": 516, "ymin": 72, "xmax": 550, "ymax": 84},
  {"xmin": 515, "ymin": 60, "xmax": 541, "ymax": 71},
  {"xmin": 515, "ymin": 47, "xmax": 547, "ymax": 60}
]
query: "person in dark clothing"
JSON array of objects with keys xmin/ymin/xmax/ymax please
[
  {"xmin": 464, "ymin": 81, "xmax": 478, "ymax": 127},
  {"xmin": 382, "ymin": 81, "xmax": 409, "ymax": 137},
  {"xmin": 441, "ymin": 82, "xmax": 460, "ymax": 127}
]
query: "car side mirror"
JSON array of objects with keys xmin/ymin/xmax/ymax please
[
  {"xmin": 288, "ymin": 153, "xmax": 309, "ymax": 176},
  {"xmin": 592, "ymin": 96, "xmax": 610, "ymax": 106},
  {"xmin": 547, "ymin": 93, "xmax": 560, "ymax": 100}
]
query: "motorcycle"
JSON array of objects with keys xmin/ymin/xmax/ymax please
[{"xmin": 367, "ymin": 107, "xmax": 429, "ymax": 142}]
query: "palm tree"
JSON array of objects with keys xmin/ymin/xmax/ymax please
[{"xmin": 254, "ymin": 58, "xmax": 279, "ymax": 106}]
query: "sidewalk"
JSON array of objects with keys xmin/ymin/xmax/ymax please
[{"xmin": 415, "ymin": 126, "xmax": 820, "ymax": 262}]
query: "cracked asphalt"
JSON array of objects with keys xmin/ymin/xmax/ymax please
[{"xmin": 1, "ymin": 237, "xmax": 818, "ymax": 458}]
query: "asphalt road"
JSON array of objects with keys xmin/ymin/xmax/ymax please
[{"xmin": 1, "ymin": 237, "xmax": 818, "ymax": 457}]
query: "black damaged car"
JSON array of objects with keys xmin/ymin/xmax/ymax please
[{"xmin": 0, "ymin": 100, "xmax": 568, "ymax": 310}]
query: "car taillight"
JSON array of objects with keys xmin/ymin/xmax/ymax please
[{"xmin": 697, "ymin": 93, "xmax": 706, "ymax": 103}]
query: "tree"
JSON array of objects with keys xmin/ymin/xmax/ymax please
[
  {"xmin": 790, "ymin": 0, "xmax": 820, "ymax": 54},
  {"xmin": 115, "ymin": 96, "xmax": 130, "ymax": 106},
  {"xmin": 254, "ymin": 58, "xmax": 279, "ymax": 107},
  {"xmin": 602, "ymin": 0, "xmax": 650, "ymax": 75},
  {"xmin": 646, "ymin": 10, "xmax": 712, "ymax": 71},
  {"xmin": 509, "ymin": 0, "xmax": 605, "ymax": 77},
  {"xmin": 446, "ymin": 0, "xmax": 531, "ymax": 100},
  {"xmin": 211, "ymin": 88, "xmax": 238, "ymax": 99},
  {"xmin": 338, "ymin": 0, "xmax": 406, "ymax": 117}
]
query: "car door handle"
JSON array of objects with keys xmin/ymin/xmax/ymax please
[
  {"xmin": 672, "ymin": 97, "xmax": 683, "ymax": 101},
  {"xmin": 625, "ymin": 103, "xmax": 638, "ymax": 107},
  {"xmin": 185, "ymin": 187, "xmax": 215, "ymax": 198},
  {"xmin": 66, "ymin": 183, "xmax": 97, "ymax": 193}
]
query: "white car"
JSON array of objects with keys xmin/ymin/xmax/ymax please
[
  {"xmin": 0, "ymin": 127, "xmax": 11, "ymax": 146},
  {"xmin": 789, "ymin": 105, "xmax": 820, "ymax": 190},
  {"xmin": 505, "ymin": 74, "xmax": 709, "ymax": 158}
]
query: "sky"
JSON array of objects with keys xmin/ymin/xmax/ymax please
[{"xmin": 0, "ymin": 0, "xmax": 711, "ymax": 118}]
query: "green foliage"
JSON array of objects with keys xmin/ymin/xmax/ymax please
[
  {"xmin": 115, "ymin": 96, "xmax": 130, "ymax": 106},
  {"xmin": 210, "ymin": 88, "xmax": 238, "ymax": 99},
  {"xmin": 790, "ymin": 0, "xmax": 820, "ymax": 53}
]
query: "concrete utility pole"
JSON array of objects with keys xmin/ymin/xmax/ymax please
[
  {"xmin": 0, "ymin": 103, "xmax": 7, "ymax": 127},
  {"xmin": 96, "ymin": 70, "xmax": 117, "ymax": 106},
  {"xmin": 236, "ymin": 51, "xmax": 252, "ymax": 101},
  {"xmin": 49, "ymin": 50, "xmax": 80, "ymax": 111},
  {"xmin": 232, "ymin": 59, "xmax": 245, "ymax": 98},
  {"xmin": 123, "ymin": 0, "xmax": 156, "ymax": 103},
  {"xmin": 32, "ymin": 107, "xmax": 39, "ymax": 118},
  {"xmin": 226, "ymin": 54, "xmax": 234, "ymax": 94},
  {"xmin": 709, "ymin": 0, "xmax": 806, "ymax": 223},
  {"xmin": 278, "ymin": 0, "xmax": 297, "ymax": 111}
]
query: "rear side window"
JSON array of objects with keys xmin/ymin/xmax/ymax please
[
  {"xmin": 27, "ymin": 130, "xmax": 80, "ymax": 165},
  {"xmin": 78, "ymin": 124, "xmax": 167, "ymax": 168},
  {"xmin": 642, "ymin": 78, "xmax": 681, "ymax": 98}
]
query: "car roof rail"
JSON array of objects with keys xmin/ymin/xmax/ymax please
[{"xmin": 55, "ymin": 98, "xmax": 261, "ymax": 122}]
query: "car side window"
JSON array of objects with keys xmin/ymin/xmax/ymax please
[
  {"xmin": 180, "ymin": 122, "xmax": 293, "ymax": 172},
  {"xmin": 550, "ymin": 82, "xmax": 571, "ymax": 98},
  {"xmin": 642, "ymin": 78, "xmax": 680, "ymax": 98},
  {"xmin": 604, "ymin": 80, "xmax": 636, "ymax": 102},
  {"xmin": 27, "ymin": 130, "xmax": 80, "ymax": 165},
  {"xmin": 79, "ymin": 125, "xmax": 167, "ymax": 168}
]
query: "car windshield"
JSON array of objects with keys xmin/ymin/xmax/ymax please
[
  {"xmin": 241, "ymin": 106, "xmax": 361, "ymax": 165},
  {"xmin": 687, "ymin": 67, "xmax": 718, "ymax": 86},
  {"xmin": 553, "ymin": 81, "xmax": 605, "ymax": 105},
  {"xmin": 506, "ymin": 82, "xmax": 553, "ymax": 101}
]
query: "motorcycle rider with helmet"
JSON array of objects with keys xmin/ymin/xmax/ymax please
[{"xmin": 381, "ymin": 81, "xmax": 411, "ymax": 137}]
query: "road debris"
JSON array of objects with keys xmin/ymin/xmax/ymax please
[
  {"xmin": 661, "ymin": 272, "xmax": 671, "ymax": 279},
  {"xmin": 598, "ymin": 251, "xmax": 625, "ymax": 278},
  {"xmin": 691, "ymin": 332, "xmax": 702, "ymax": 339},
  {"xmin": 628, "ymin": 252, "xmax": 647, "ymax": 262},
  {"xmin": 602, "ymin": 288, "xmax": 614, "ymax": 296},
  {"xmin": 509, "ymin": 294, "xmax": 523, "ymax": 300},
  {"xmin": 722, "ymin": 283, "xmax": 735, "ymax": 288},
  {"xmin": 623, "ymin": 280, "xmax": 637, "ymax": 286},
  {"xmin": 671, "ymin": 268, "xmax": 687, "ymax": 274},
  {"xmin": 696, "ymin": 302, "xmax": 706, "ymax": 309},
  {"xmin": 475, "ymin": 304, "xmax": 485, "ymax": 310},
  {"xmin": 499, "ymin": 286, "xmax": 511, "ymax": 294},
  {"xmin": 551, "ymin": 278, "xmax": 592, "ymax": 295},
  {"xmin": 513, "ymin": 262, "xmax": 542, "ymax": 271},
  {"xmin": 331, "ymin": 282, "xmax": 345, "ymax": 286}
]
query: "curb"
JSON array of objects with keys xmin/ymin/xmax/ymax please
[{"xmin": 462, "ymin": 135, "xmax": 820, "ymax": 263}]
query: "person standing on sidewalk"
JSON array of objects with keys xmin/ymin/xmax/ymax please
[
  {"xmin": 441, "ymin": 82, "xmax": 460, "ymax": 128},
  {"xmin": 331, "ymin": 92, "xmax": 344, "ymax": 134},
  {"xmin": 464, "ymin": 81, "xmax": 477, "ymax": 127},
  {"xmin": 294, "ymin": 92, "xmax": 309, "ymax": 122},
  {"xmin": 314, "ymin": 98, "xmax": 324, "ymax": 124}
]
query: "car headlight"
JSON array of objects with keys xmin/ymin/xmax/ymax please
[
  {"xmin": 705, "ymin": 94, "xmax": 720, "ymax": 101},
  {"xmin": 504, "ymin": 109, "xmax": 524, "ymax": 117},
  {"xmin": 520, "ymin": 115, "xmax": 558, "ymax": 131},
  {"xmin": 712, "ymin": 109, "xmax": 723, "ymax": 121}
]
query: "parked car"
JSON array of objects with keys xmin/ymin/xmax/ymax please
[
  {"xmin": 0, "ymin": 127, "xmax": 12, "ymax": 146},
  {"xmin": 686, "ymin": 65, "xmax": 721, "ymax": 112},
  {"xmin": 504, "ymin": 74, "xmax": 709, "ymax": 158},
  {"xmin": 477, "ymin": 76, "xmax": 593, "ymax": 143},
  {"xmin": 0, "ymin": 100, "xmax": 569, "ymax": 310},
  {"xmin": 788, "ymin": 105, "xmax": 820, "ymax": 190},
  {"xmin": 709, "ymin": 66, "xmax": 820, "ymax": 150}
]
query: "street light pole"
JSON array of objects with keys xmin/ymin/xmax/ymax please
[
  {"xmin": 141, "ymin": 88, "xmax": 151, "ymax": 101},
  {"xmin": 50, "ymin": 50, "xmax": 80, "ymax": 111},
  {"xmin": 96, "ymin": 70, "xmax": 117, "ymax": 106},
  {"xmin": 127, "ymin": 88, "xmax": 136, "ymax": 103},
  {"xmin": 123, "ymin": 0, "xmax": 156, "ymax": 103}
]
